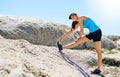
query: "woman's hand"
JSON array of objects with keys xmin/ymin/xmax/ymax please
[{"xmin": 75, "ymin": 35, "xmax": 84, "ymax": 42}]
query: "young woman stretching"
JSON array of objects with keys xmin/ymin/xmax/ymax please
[{"xmin": 57, "ymin": 13, "xmax": 102, "ymax": 74}]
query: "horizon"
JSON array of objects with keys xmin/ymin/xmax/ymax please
[{"xmin": 0, "ymin": 0, "xmax": 120, "ymax": 36}]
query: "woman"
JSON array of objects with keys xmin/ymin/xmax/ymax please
[{"xmin": 57, "ymin": 13, "xmax": 102, "ymax": 74}]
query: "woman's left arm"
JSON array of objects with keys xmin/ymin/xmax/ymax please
[{"xmin": 79, "ymin": 20, "xmax": 84, "ymax": 37}]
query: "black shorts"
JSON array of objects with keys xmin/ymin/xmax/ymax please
[{"xmin": 86, "ymin": 29, "xmax": 102, "ymax": 42}]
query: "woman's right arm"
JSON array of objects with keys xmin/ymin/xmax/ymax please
[{"xmin": 57, "ymin": 28, "xmax": 75, "ymax": 42}]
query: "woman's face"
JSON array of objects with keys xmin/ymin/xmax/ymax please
[{"xmin": 71, "ymin": 15, "xmax": 78, "ymax": 21}]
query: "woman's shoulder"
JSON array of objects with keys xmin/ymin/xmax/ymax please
[
  {"xmin": 79, "ymin": 16, "xmax": 88, "ymax": 20},
  {"xmin": 79, "ymin": 16, "xmax": 88, "ymax": 19}
]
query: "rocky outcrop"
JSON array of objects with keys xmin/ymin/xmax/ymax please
[
  {"xmin": 0, "ymin": 15, "xmax": 116, "ymax": 50},
  {"xmin": 107, "ymin": 35, "xmax": 120, "ymax": 41},
  {"xmin": 116, "ymin": 40, "xmax": 120, "ymax": 46},
  {"xmin": 0, "ymin": 35, "xmax": 120, "ymax": 77},
  {"xmin": 0, "ymin": 35, "xmax": 81, "ymax": 77},
  {"xmin": 0, "ymin": 35, "xmax": 98, "ymax": 77},
  {"xmin": 101, "ymin": 36, "xmax": 116, "ymax": 50}
]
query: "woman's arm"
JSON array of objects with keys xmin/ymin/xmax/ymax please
[
  {"xmin": 78, "ymin": 18, "xmax": 84, "ymax": 37},
  {"xmin": 79, "ymin": 22, "xmax": 84, "ymax": 37},
  {"xmin": 57, "ymin": 28, "xmax": 75, "ymax": 42}
]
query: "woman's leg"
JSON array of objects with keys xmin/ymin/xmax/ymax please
[
  {"xmin": 63, "ymin": 37, "xmax": 89, "ymax": 49},
  {"xmin": 93, "ymin": 41, "xmax": 102, "ymax": 70}
]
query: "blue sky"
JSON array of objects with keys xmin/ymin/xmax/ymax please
[{"xmin": 0, "ymin": 0, "xmax": 120, "ymax": 35}]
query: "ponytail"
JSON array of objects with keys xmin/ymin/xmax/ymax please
[{"xmin": 72, "ymin": 21, "xmax": 79, "ymax": 29}]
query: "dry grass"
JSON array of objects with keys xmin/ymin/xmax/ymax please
[{"xmin": 102, "ymin": 57, "xmax": 120, "ymax": 67}]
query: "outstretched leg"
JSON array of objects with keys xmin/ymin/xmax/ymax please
[
  {"xmin": 93, "ymin": 41, "xmax": 102, "ymax": 70},
  {"xmin": 63, "ymin": 37, "xmax": 89, "ymax": 49}
]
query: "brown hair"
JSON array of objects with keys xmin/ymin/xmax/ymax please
[
  {"xmin": 72, "ymin": 21, "xmax": 79, "ymax": 29},
  {"xmin": 69, "ymin": 13, "xmax": 77, "ymax": 19}
]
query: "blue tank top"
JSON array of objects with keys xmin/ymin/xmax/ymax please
[{"xmin": 83, "ymin": 18, "xmax": 100, "ymax": 33}]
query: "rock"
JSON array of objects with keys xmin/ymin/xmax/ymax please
[
  {"xmin": 107, "ymin": 35, "xmax": 120, "ymax": 41},
  {"xmin": 106, "ymin": 74, "xmax": 113, "ymax": 77},
  {"xmin": 0, "ymin": 35, "xmax": 119, "ymax": 77},
  {"xmin": 0, "ymin": 35, "xmax": 84, "ymax": 77},
  {"xmin": 0, "ymin": 69, "xmax": 9, "ymax": 77},
  {"xmin": 116, "ymin": 39, "xmax": 120, "ymax": 46},
  {"xmin": 0, "ymin": 15, "xmax": 116, "ymax": 50},
  {"xmin": 101, "ymin": 36, "xmax": 116, "ymax": 50}
]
